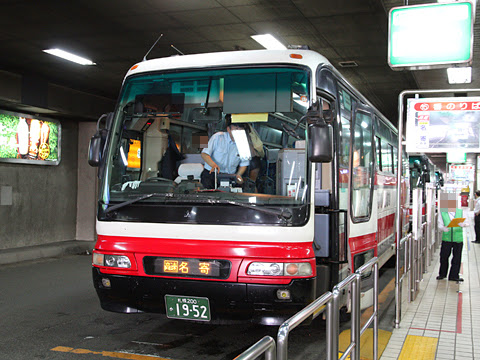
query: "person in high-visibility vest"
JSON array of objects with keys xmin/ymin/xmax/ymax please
[{"xmin": 436, "ymin": 193, "xmax": 469, "ymax": 282}]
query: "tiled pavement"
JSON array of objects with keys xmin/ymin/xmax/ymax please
[{"xmin": 380, "ymin": 210, "xmax": 480, "ymax": 360}]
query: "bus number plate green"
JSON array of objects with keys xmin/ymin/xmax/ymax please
[{"xmin": 165, "ymin": 295, "xmax": 211, "ymax": 321}]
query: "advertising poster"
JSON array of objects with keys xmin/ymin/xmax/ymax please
[
  {"xmin": 0, "ymin": 111, "xmax": 61, "ymax": 165},
  {"xmin": 406, "ymin": 97, "xmax": 480, "ymax": 153},
  {"xmin": 449, "ymin": 164, "xmax": 474, "ymax": 181}
]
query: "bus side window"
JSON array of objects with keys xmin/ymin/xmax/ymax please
[
  {"xmin": 381, "ymin": 139, "xmax": 393, "ymax": 173},
  {"xmin": 375, "ymin": 136, "xmax": 382, "ymax": 171},
  {"xmin": 351, "ymin": 109, "xmax": 374, "ymax": 220}
]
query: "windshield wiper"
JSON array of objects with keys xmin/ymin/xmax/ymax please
[
  {"xmin": 213, "ymin": 198, "xmax": 293, "ymax": 220},
  {"xmin": 103, "ymin": 192, "xmax": 293, "ymax": 220},
  {"xmin": 104, "ymin": 193, "xmax": 162, "ymax": 213}
]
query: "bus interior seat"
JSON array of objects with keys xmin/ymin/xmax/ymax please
[
  {"xmin": 255, "ymin": 148, "xmax": 279, "ymax": 195},
  {"xmin": 175, "ymin": 163, "xmax": 204, "ymax": 184},
  {"xmin": 294, "ymin": 140, "xmax": 306, "ymax": 149},
  {"xmin": 141, "ymin": 119, "xmax": 168, "ymax": 180},
  {"xmin": 180, "ymin": 153, "xmax": 204, "ymax": 164}
]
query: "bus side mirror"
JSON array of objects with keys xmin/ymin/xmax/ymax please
[
  {"xmin": 88, "ymin": 113, "xmax": 112, "ymax": 167},
  {"xmin": 308, "ymin": 122, "xmax": 333, "ymax": 163},
  {"xmin": 88, "ymin": 130, "xmax": 106, "ymax": 167}
]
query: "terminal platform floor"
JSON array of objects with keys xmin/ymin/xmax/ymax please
[{"xmin": 380, "ymin": 210, "xmax": 479, "ymax": 360}]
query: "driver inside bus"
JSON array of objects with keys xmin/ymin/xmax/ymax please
[{"xmin": 200, "ymin": 114, "xmax": 249, "ymax": 189}]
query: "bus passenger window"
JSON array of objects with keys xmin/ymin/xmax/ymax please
[
  {"xmin": 352, "ymin": 110, "xmax": 373, "ymax": 220},
  {"xmin": 381, "ymin": 140, "xmax": 393, "ymax": 173},
  {"xmin": 375, "ymin": 136, "xmax": 381, "ymax": 171}
]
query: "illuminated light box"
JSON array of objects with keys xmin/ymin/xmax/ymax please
[
  {"xmin": 0, "ymin": 111, "xmax": 61, "ymax": 165},
  {"xmin": 447, "ymin": 151, "xmax": 467, "ymax": 163},
  {"xmin": 406, "ymin": 97, "xmax": 480, "ymax": 153},
  {"xmin": 450, "ymin": 164, "xmax": 474, "ymax": 181},
  {"xmin": 388, "ymin": 2, "xmax": 473, "ymax": 70}
]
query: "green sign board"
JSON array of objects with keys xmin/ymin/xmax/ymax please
[
  {"xmin": 388, "ymin": 2, "xmax": 473, "ymax": 70},
  {"xmin": 447, "ymin": 151, "xmax": 467, "ymax": 163}
]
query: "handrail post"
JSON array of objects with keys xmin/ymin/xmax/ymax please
[
  {"xmin": 276, "ymin": 323, "xmax": 289, "ymax": 360},
  {"xmin": 373, "ymin": 262, "xmax": 379, "ymax": 360},
  {"xmin": 351, "ymin": 274, "xmax": 361, "ymax": 360},
  {"xmin": 331, "ymin": 288, "xmax": 341, "ymax": 359},
  {"xmin": 395, "ymin": 90, "xmax": 405, "ymax": 330},
  {"xmin": 326, "ymin": 299, "xmax": 334, "ymax": 360}
]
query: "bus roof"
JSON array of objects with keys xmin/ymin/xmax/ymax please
[{"xmin": 125, "ymin": 49, "xmax": 332, "ymax": 78}]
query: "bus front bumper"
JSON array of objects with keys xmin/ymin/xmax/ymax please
[{"xmin": 92, "ymin": 268, "xmax": 316, "ymax": 325}]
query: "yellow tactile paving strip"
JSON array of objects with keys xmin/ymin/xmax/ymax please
[
  {"xmin": 397, "ymin": 335, "xmax": 438, "ymax": 360},
  {"xmin": 339, "ymin": 328, "xmax": 392, "ymax": 360},
  {"xmin": 51, "ymin": 346, "xmax": 169, "ymax": 359}
]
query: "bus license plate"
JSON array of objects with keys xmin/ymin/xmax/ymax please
[{"xmin": 165, "ymin": 295, "xmax": 211, "ymax": 321}]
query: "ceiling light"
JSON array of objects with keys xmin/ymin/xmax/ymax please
[
  {"xmin": 251, "ymin": 34, "xmax": 286, "ymax": 50},
  {"xmin": 447, "ymin": 67, "xmax": 472, "ymax": 84},
  {"xmin": 43, "ymin": 48, "xmax": 96, "ymax": 65}
]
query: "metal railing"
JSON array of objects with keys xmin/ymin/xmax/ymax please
[
  {"xmin": 277, "ymin": 291, "xmax": 334, "ymax": 360},
  {"xmin": 235, "ymin": 257, "xmax": 379, "ymax": 360},
  {"xmin": 395, "ymin": 232, "xmax": 412, "ymax": 327},
  {"xmin": 234, "ymin": 336, "xmax": 276, "ymax": 360},
  {"xmin": 395, "ymin": 192, "xmax": 438, "ymax": 326}
]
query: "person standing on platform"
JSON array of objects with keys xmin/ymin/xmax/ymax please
[
  {"xmin": 436, "ymin": 193, "xmax": 468, "ymax": 282},
  {"xmin": 473, "ymin": 190, "xmax": 480, "ymax": 243}
]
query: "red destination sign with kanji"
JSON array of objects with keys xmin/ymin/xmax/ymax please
[{"xmin": 414, "ymin": 101, "xmax": 480, "ymax": 111}]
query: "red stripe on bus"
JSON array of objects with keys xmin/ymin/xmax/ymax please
[
  {"xmin": 377, "ymin": 213, "xmax": 395, "ymax": 243},
  {"xmin": 349, "ymin": 233, "xmax": 376, "ymax": 254},
  {"xmin": 95, "ymin": 235, "xmax": 314, "ymax": 259}
]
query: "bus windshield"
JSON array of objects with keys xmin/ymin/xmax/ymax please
[{"xmin": 100, "ymin": 66, "xmax": 310, "ymax": 222}]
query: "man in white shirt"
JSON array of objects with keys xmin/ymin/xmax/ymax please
[{"xmin": 473, "ymin": 190, "xmax": 480, "ymax": 243}]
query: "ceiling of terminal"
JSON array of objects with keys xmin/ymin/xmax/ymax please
[{"xmin": 0, "ymin": 0, "xmax": 478, "ymax": 171}]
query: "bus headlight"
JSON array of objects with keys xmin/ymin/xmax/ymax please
[
  {"xmin": 247, "ymin": 262, "xmax": 312, "ymax": 276},
  {"xmin": 105, "ymin": 255, "xmax": 131, "ymax": 268},
  {"xmin": 247, "ymin": 262, "xmax": 283, "ymax": 276},
  {"xmin": 93, "ymin": 253, "xmax": 132, "ymax": 269}
]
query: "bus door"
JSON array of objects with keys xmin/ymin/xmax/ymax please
[
  {"xmin": 334, "ymin": 87, "xmax": 354, "ymax": 287},
  {"xmin": 349, "ymin": 104, "xmax": 377, "ymax": 308}
]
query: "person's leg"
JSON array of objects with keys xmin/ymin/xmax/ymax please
[
  {"xmin": 475, "ymin": 215, "xmax": 480, "ymax": 242},
  {"xmin": 448, "ymin": 242, "xmax": 464, "ymax": 280},
  {"xmin": 438, "ymin": 241, "xmax": 451, "ymax": 279}
]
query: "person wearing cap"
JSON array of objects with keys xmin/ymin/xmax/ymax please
[{"xmin": 200, "ymin": 114, "xmax": 249, "ymax": 189}]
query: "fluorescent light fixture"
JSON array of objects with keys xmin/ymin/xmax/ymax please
[
  {"xmin": 447, "ymin": 67, "xmax": 472, "ymax": 84},
  {"xmin": 231, "ymin": 129, "xmax": 252, "ymax": 160},
  {"xmin": 251, "ymin": 34, "xmax": 286, "ymax": 50},
  {"xmin": 43, "ymin": 48, "xmax": 96, "ymax": 65}
]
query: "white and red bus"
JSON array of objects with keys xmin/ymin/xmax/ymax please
[{"xmin": 88, "ymin": 49, "xmax": 408, "ymax": 324}]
